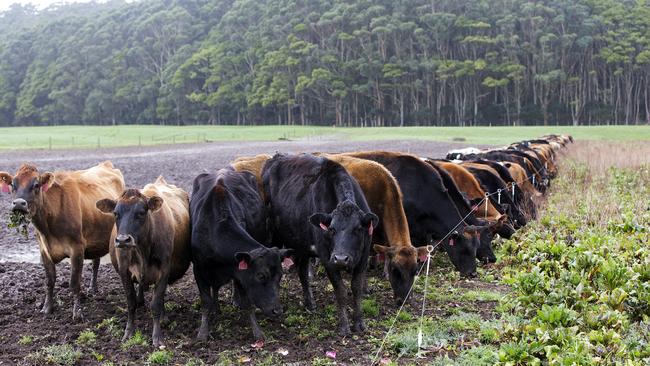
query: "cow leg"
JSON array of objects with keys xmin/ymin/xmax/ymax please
[
  {"xmin": 89, "ymin": 258, "xmax": 100, "ymax": 295},
  {"xmin": 234, "ymin": 282, "xmax": 264, "ymax": 341},
  {"xmin": 120, "ymin": 270, "xmax": 137, "ymax": 341},
  {"xmin": 297, "ymin": 257, "xmax": 314, "ymax": 310},
  {"xmin": 136, "ymin": 283, "xmax": 147, "ymax": 308},
  {"xmin": 40, "ymin": 250, "xmax": 56, "ymax": 315},
  {"xmin": 69, "ymin": 251, "xmax": 85, "ymax": 322},
  {"xmin": 351, "ymin": 268, "xmax": 367, "ymax": 333},
  {"xmin": 151, "ymin": 275, "xmax": 168, "ymax": 348},
  {"xmin": 323, "ymin": 264, "xmax": 350, "ymax": 336},
  {"xmin": 195, "ymin": 270, "xmax": 215, "ymax": 342}
]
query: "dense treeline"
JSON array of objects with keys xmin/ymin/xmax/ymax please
[{"xmin": 0, "ymin": 0, "xmax": 649, "ymax": 127}]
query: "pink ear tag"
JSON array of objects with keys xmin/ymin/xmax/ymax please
[
  {"xmin": 319, "ymin": 223, "xmax": 328, "ymax": 231},
  {"xmin": 377, "ymin": 253, "xmax": 385, "ymax": 263},
  {"xmin": 419, "ymin": 253, "xmax": 428, "ymax": 262},
  {"xmin": 238, "ymin": 260, "xmax": 248, "ymax": 270},
  {"xmin": 1, "ymin": 184, "xmax": 9, "ymax": 194},
  {"xmin": 282, "ymin": 257, "xmax": 294, "ymax": 270},
  {"xmin": 41, "ymin": 184, "xmax": 49, "ymax": 193},
  {"xmin": 449, "ymin": 238, "xmax": 455, "ymax": 246},
  {"xmin": 368, "ymin": 223, "xmax": 374, "ymax": 236}
]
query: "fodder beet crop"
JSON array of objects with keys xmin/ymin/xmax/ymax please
[{"xmin": 495, "ymin": 142, "xmax": 650, "ymax": 365}]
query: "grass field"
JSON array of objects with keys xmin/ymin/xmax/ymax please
[{"xmin": 0, "ymin": 125, "xmax": 648, "ymax": 149}]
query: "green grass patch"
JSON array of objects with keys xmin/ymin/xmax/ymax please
[
  {"xmin": 121, "ymin": 330, "xmax": 148, "ymax": 349},
  {"xmin": 361, "ymin": 297, "xmax": 380, "ymax": 317},
  {"xmin": 96, "ymin": 317, "xmax": 121, "ymax": 338},
  {"xmin": 458, "ymin": 289, "xmax": 504, "ymax": 302},
  {"xmin": 1, "ymin": 125, "xmax": 648, "ymax": 150},
  {"xmin": 26, "ymin": 344, "xmax": 82, "ymax": 365},
  {"xmin": 18, "ymin": 335, "xmax": 34, "ymax": 345},
  {"xmin": 76, "ymin": 329, "xmax": 97, "ymax": 346},
  {"xmin": 147, "ymin": 350, "xmax": 173, "ymax": 365}
]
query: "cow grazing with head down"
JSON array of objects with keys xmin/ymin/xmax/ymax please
[
  {"xmin": 262, "ymin": 154, "xmax": 378, "ymax": 335},
  {"xmin": 460, "ymin": 162, "xmax": 528, "ymax": 228},
  {"xmin": 96, "ymin": 176, "xmax": 190, "ymax": 347},
  {"xmin": 0, "ymin": 162, "xmax": 124, "ymax": 321},
  {"xmin": 344, "ymin": 151, "xmax": 484, "ymax": 277},
  {"xmin": 190, "ymin": 168, "xmax": 292, "ymax": 342},
  {"xmin": 430, "ymin": 161, "xmax": 511, "ymax": 229},
  {"xmin": 322, "ymin": 154, "xmax": 430, "ymax": 304},
  {"xmin": 424, "ymin": 160, "xmax": 505, "ymax": 264}
]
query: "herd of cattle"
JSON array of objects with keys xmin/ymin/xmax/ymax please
[{"xmin": 0, "ymin": 134, "xmax": 572, "ymax": 348}]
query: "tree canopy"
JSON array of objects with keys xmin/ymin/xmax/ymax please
[{"xmin": 1, "ymin": 0, "xmax": 649, "ymax": 126}]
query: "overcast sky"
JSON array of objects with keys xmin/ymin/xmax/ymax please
[{"xmin": 0, "ymin": 0, "xmax": 101, "ymax": 11}]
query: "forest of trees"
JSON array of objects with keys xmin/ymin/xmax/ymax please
[{"xmin": 0, "ymin": 0, "xmax": 649, "ymax": 127}]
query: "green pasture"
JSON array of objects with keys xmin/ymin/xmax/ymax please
[{"xmin": 0, "ymin": 125, "xmax": 648, "ymax": 149}]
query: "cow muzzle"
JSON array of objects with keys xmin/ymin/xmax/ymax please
[
  {"xmin": 115, "ymin": 234, "xmax": 136, "ymax": 249},
  {"xmin": 11, "ymin": 199, "xmax": 29, "ymax": 213},
  {"xmin": 330, "ymin": 253, "xmax": 352, "ymax": 269}
]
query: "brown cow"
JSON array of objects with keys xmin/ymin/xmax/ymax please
[
  {"xmin": 231, "ymin": 154, "xmax": 272, "ymax": 198},
  {"xmin": 500, "ymin": 161, "xmax": 541, "ymax": 219},
  {"xmin": 0, "ymin": 162, "xmax": 124, "ymax": 320},
  {"xmin": 96, "ymin": 176, "xmax": 191, "ymax": 347},
  {"xmin": 430, "ymin": 160, "xmax": 504, "ymax": 222}
]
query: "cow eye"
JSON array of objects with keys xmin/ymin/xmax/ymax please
[
  {"xmin": 257, "ymin": 272, "xmax": 268, "ymax": 282},
  {"xmin": 33, "ymin": 182, "xmax": 40, "ymax": 190}
]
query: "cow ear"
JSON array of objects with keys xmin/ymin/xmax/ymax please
[
  {"xmin": 417, "ymin": 246, "xmax": 432, "ymax": 262},
  {"xmin": 234, "ymin": 252, "xmax": 252, "ymax": 270},
  {"xmin": 309, "ymin": 213, "xmax": 332, "ymax": 230},
  {"xmin": 0, "ymin": 172, "xmax": 13, "ymax": 194},
  {"xmin": 362, "ymin": 212, "xmax": 379, "ymax": 228},
  {"xmin": 147, "ymin": 196, "xmax": 163, "ymax": 212},
  {"xmin": 39, "ymin": 172, "xmax": 54, "ymax": 192},
  {"xmin": 373, "ymin": 244, "xmax": 390, "ymax": 254},
  {"xmin": 96, "ymin": 199, "xmax": 117, "ymax": 214}
]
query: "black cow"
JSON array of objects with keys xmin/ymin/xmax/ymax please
[
  {"xmin": 190, "ymin": 168, "xmax": 292, "ymax": 341},
  {"xmin": 468, "ymin": 159, "xmax": 537, "ymax": 220},
  {"xmin": 344, "ymin": 151, "xmax": 484, "ymax": 277},
  {"xmin": 426, "ymin": 160, "xmax": 510, "ymax": 263},
  {"xmin": 262, "ymin": 154, "xmax": 378, "ymax": 336}
]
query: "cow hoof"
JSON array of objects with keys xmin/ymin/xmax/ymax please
[
  {"xmin": 353, "ymin": 320, "xmax": 366, "ymax": 333},
  {"xmin": 72, "ymin": 310, "xmax": 84, "ymax": 322},
  {"xmin": 196, "ymin": 329, "xmax": 209, "ymax": 343},
  {"xmin": 122, "ymin": 329, "xmax": 135, "ymax": 342},
  {"xmin": 153, "ymin": 339, "xmax": 165, "ymax": 349},
  {"xmin": 40, "ymin": 303, "xmax": 53, "ymax": 315},
  {"xmin": 338, "ymin": 327, "xmax": 351, "ymax": 337}
]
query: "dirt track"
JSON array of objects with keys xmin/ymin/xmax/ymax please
[{"xmin": 0, "ymin": 139, "xmax": 499, "ymax": 365}]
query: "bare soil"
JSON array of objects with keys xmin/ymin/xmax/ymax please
[{"xmin": 0, "ymin": 139, "xmax": 502, "ymax": 365}]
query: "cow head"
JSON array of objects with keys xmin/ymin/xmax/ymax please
[
  {"xmin": 96, "ymin": 189, "xmax": 162, "ymax": 249},
  {"xmin": 1, "ymin": 165, "xmax": 54, "ymax": 216},
  {"xmin": 373, "ymin": 244, "xmax": 431, "ymax": 304},
  {"xmin": 443, "ymin": 225, "xmax": 482, "ymax": 277},
  {"xmin": 472, "ymin": 215, "xmax": 511, "ymax": 265},
  {"xmin": 309, "ymin": 200, "xmax": 378, "ymax": 271},
  {"xmin": 234, "ymin": 247, "xmax": 293, "ymax": 317}
]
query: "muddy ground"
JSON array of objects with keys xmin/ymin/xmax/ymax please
[{"xmin": 0, "ymin": 138, "xmax": 504, "ymax": 365}]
